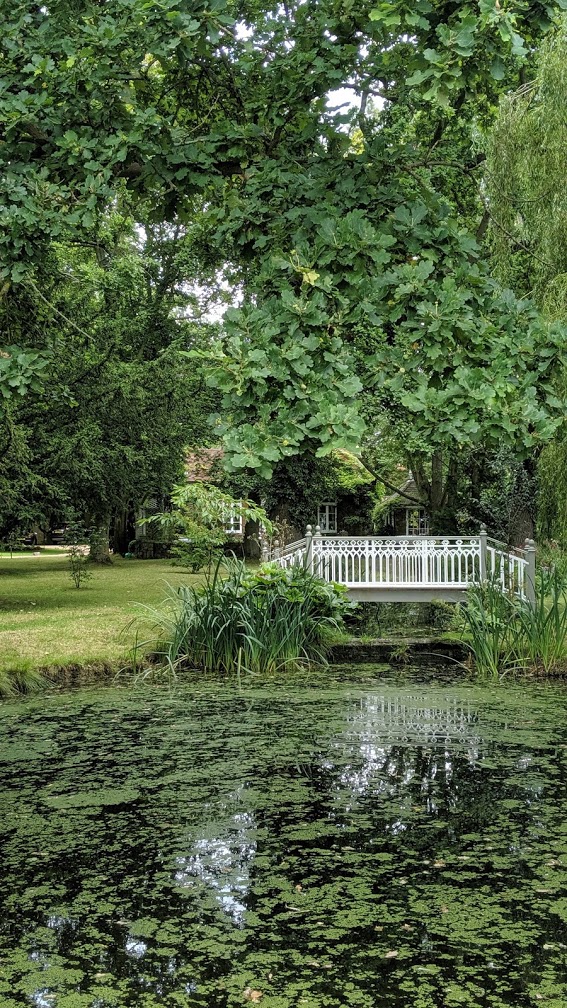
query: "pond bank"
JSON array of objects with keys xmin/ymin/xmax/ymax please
[
  {"xmin": 2, "ymin": 636, "xmax": 467, "ymax": 693},
  {"xmin": 329, "ymin": 636, "xmax": 467, "ymax": 666}
]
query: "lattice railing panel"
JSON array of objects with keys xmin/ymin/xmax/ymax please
[{"xmin": 312, "ymin": 537, "xmax": 481, "ymax": 587}]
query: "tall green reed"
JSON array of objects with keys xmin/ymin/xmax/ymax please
[
  {"xmin": 516, "ymin": 568, "xmax": 567, "ymax": 674},
  {"xmin": 462, "ymin": 580, "xmax": 523, "ymax": 676},
  {"xmin": 133, "ymin": 557, "xmax": 350, "ymax": 677},
  {"xmin": 463, "ymin": 569, "xmax": 567, "ymax": 675}
]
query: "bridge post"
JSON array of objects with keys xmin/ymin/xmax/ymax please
[
  {"xmin": 313, "ymin": 525, "xmax": 322, "ymax": 576},
  {"xmin": 305, "ymin": 525, "xmax": 313, "ymax": 572},
  {"xmin": 479, "ymin": 525, "xmax": 487, "ymax": 583},
  {"xmin": 524, "ymin": 538, "xmax": 537, "ymax": 606}
]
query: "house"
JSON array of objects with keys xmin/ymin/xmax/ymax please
[
  {"xmin": 184, "ymin": 448, "xmax": 262, "ymax": 558},
  {"xmin": 377, "ymin": 478, "xmax": 430, "ymax": 536}
]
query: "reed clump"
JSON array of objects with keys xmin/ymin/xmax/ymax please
[
  {"xmin": 463, "ymin": 569, "xmax": 567, "ymax": 675},
  {"xmin": 134, "ymin": 558, "xmax": 352, "ymax": 677}
]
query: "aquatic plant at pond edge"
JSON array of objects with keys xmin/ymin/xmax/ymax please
[
  {"xmin": 133, "ymin": 558, "xmax": 352, "ymax": 676},
  {"xmin": 516, "ymin": 567, "xmax": 567, "ymax": 674},
  {"xmin": 463, "ymin": 571, "xmax": 567, "ymax": 675},
  {"xmin": 461, "ymin": 580, "xmax": 523, "ymax": 676},
  {"xmin": 0, "ymin": 666, "xmax": 47, "ymax": 698}
]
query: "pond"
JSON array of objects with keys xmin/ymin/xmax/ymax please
[{"xmin": 0, "ymin": 669, "xmax": 566, "ymax": 1008}]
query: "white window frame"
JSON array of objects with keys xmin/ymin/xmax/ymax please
[
  {"xmin": 317, "ymin": 501, "xmax": 338, "ymax": 533},
  {"xmin": 223, "ymin": 502, "xmax": 244, "ymax": 535},
  {"xmin": 405, "ymin": 507, "xmax": 429, "ymax": 536}
]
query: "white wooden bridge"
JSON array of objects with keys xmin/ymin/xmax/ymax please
[{"xmin": 272, "ymin": 527, "xmax": 536, "ymax": 604}]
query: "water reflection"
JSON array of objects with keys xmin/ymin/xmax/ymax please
[
  {"xmin": 0, "ymin": 678, "xmax": 565, "ymax": 1007},
  {"xmin": 174, "ymin": 797, "xmax": 256, "ymax": 924}
]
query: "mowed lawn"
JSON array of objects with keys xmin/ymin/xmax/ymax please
[{"xmin": 0, "ymin": 554, "xmax": 200, "ymax": 673}]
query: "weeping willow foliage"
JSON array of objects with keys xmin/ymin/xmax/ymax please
[
  {"xmin": 487, "ymin": 22, "xmax": 567, "ymax": 543},
  {"xmin": 488, "ymin": 19, "xmax": 567, "ymax": 303}
]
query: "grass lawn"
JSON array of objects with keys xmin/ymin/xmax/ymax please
[{"xmin": 0, "ymin": 555, "xmax": 200, "ymax": 674}]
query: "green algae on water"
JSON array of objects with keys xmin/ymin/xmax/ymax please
[{"xmin": 0, "ymin": 675, "xmax": 566, "ymax": 1007}]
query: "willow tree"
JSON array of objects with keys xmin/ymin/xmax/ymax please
[{"xmin": 488, "ymin": 21, "xmax": 567, "ymax": 544}]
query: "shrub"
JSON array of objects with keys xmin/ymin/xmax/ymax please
[
  {"xmin": 64, "ymin": 523, "xmax": 93, "ymax": 589},
  {"xmin": 170, "ymin": 520, "xmax": 226, "ymax": 573},
  {"xmin": 134, "ymin": 559, "xmax": 352, "ymax": 676}
]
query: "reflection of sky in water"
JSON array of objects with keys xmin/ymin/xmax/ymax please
[
  {"xmin": 175, "ymin": 803, "xmax": 255, "ymax": 925},
  {"xmin": 125, "ymin": 937, "xmax": 147, "ymax": 958},
  {"xmin": 31, "ymin": 991, "xmax": 57, "ymax": 1007}
]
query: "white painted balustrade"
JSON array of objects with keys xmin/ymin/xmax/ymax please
[{"xmin": 271, "ymin": 526, "xmax": 536, "ymax": 604}]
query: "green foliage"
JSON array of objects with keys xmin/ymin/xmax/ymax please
[
  {"xmin": 0, "ymin": 346, "xmax": 48, "ymax": 399},
  {"xmin": 1, "ymin": 0, "xmax": 564, "ymax": 487},
  {"xmin": 136, "ymin": 559, "xmax": 351, "ymax": 676},
  {"xmin": 463, "ymin": 571, "xmax": 567, "ymax": 675},
  {"xmin": 537, "ymin": 432, "xmax": 567, "ymax": 546},
  {"xmin": 0, "ymin": 218, "xmax": 219, "ymax": 540},
  {"xmin": 204, "ymin": 209, "xmax": 565, "ymax": 476},
  {"xmin": 64, "ymin": 523, "xmax": 94, "ymax": 589},
  {"xmin": 488, "ymin": 17, "xmax": 567, "ymax": 303},
  {"xmin": 169, "ymin": 521, "xmax": 226, "ymax": 574},
  {"xmin": 156, "ymin": 481, "xmax": 272, "ymax": 571},
  {"xmin": 488, "ymin": 31, "xmax": 567, "ymax": 546}
]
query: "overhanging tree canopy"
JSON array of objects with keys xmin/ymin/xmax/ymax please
[{"xmin": 1, "ymin": 0, "xmax": 566, "ymax": 480}]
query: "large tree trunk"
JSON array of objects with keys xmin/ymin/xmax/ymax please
[
  {"xmin": 407, "ymin": 451, "xmax": 460, "ymax": 534},
  {"xmin": 89, "ymin": 518, "xmax": 112, "ymax": 563},
  {"xmin": 111, "ymin": 506, "xmax": 136, "ymax": 556}
]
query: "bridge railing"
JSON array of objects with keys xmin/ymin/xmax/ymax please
[
  {"xmin": 486, "ymin": 537, "xmax": 534, "ymax": 600},
  {"xmin": 271, "ymin": 526, "xmax": 536, "ymax": 603},
  {"xmin": 270, "ymin": 537, "xmax": 307, "ymax": 569}
]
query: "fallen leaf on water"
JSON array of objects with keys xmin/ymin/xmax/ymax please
[
  {"xmin": 243, "ymin": 989, "xmax": 263, "ymax": 1003},
  {"xmin": 384, "ymin": 950, "xmax": 399, "ymax": 959}
]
